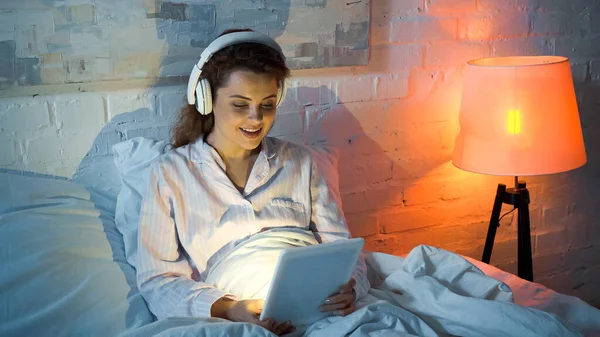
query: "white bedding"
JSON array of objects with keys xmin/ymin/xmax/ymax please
[
  {"xmin": 2, "ymin": 170, "xmax": 599, "ymax": 337},
  {"xmin": 0, "ymin": 172, "xmax": 155, "ymax": 337},
  {"xmin": 121, "ymin": 236, "xmax": 600, "ymax": 337}
]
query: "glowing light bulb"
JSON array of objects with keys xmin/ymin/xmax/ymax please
[{"xmin": 507, "ymin": 109, "xmax": 522, "ymax": 135}]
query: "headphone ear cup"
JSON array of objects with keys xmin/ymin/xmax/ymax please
[
  {"xmin": 195, "ymin": 78, "xmax": 213, "ymax": 115},
  {"xmin": 276, "ymin": 80, "xmax": 287, "ymax": 108},
  {"xmin": 202, "ymin": 79, "xmax": 213, "ymax": 115}
]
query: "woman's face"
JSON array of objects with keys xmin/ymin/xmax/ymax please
[{"xmin": 211, "ymin": 70, "xmax": 279, "ymax": 154}]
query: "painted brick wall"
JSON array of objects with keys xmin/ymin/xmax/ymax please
[
  {"xmin": 1, "ymin": 0, "xmax": 599, "ymax": 306},
  {"xmin": 0, "ymin": 0, "xmax": 369, "ymax": 91}
]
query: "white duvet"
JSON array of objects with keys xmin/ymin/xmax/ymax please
[
  {"xmin": 4, "ymin": 170, "xmax": 599, "ymax": 337},
  {"xmin": 122, "ymin": 234, "xmax": 600, "ymax": 337}
]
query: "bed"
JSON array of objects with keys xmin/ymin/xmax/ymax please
[{"xmin": 1, "ymin": 137, "xmax": 599, "ymax": 337}]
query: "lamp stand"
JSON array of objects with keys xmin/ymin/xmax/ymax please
[{"xmin": 481, "ymin": 178, "xmax": 533, "ymax": 282}]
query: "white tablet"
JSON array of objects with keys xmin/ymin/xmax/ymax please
[{"xmin": 259, "ymin": 237, "xmax": 364, "ymax": 326}]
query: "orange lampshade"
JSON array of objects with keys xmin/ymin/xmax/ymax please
[{"xmin": 453, "ymin": 56, "xmax": 587, "ymax": 176}]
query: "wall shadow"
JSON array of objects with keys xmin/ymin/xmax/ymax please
[
  {"xmin": 284, "ymin": 84, "xmax": 450, "ymax": 253},
  {"xmin": 74, "ymin": 0, "xmax": 292, "ymax": 189},
  {"xmin": 71, "ymin": 0, "xmax": 294, "ymax": 328}
]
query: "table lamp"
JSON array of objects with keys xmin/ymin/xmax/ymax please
[{"xmin": 452, "ymin": 56, "xmax": 587, "ymax": 281}]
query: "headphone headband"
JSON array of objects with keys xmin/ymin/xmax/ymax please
[{"xmin": 187, "ymin": 31, "xmax": 286, "ymax": 106}]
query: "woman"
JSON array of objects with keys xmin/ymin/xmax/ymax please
[{"xmin": 136, "ymin": 28, "xmax": 369, "ymax": 336}]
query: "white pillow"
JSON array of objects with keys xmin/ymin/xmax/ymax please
[
  {"xmin": 111, "ymin": 137, "xmax": 342, "ymax": 269},
  {"xmin": 113, "ymin": 137, "xmax": 171, "ymax": 268},
  {"xmin": 0, "ymin": 171, "xmax": 154, "ymax": 336}
]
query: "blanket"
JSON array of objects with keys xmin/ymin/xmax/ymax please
[
  {"xmin": 122, "ymin": 234, "xmax": 600, "ymax": 337},
  {"xmin": 303, "ymin": 245, "xmax": 582, "ymax": 337},
  {"xmin": 204, "ymin": 228, "xmax": 319, "ymax": 300}
]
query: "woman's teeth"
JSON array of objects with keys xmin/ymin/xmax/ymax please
[
  {"xmin": 240, "ymin": 127, "xmax": 262, "ymax": 139},
  {"xmin": 241, "ymin": 128, "xmax": 260, "ymax": 132}
]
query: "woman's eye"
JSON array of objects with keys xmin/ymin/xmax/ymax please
[{"xmin": 231, "ymin": 102, "xmax": 275, "ymax": 110}]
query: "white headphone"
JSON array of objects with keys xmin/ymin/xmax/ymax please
[{"xmin": 186, "ymin": 31, "xmax": 288, "ymax": 115}]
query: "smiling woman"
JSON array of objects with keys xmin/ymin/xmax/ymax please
[
  {"xmin": 170, "ymin": 28, "xmax": 291, "ymax": 193},
  {"xmin": 207, "ymin": 70, "xmax": 281, "ymax": 191},
  {"xmin": 210, "ymin": 70, "xmax": 279, "ymax": 152},
  {"xmin": 170, "ymin": 28, "xmax": 290, "ymax": 149},
  {"xmin": 135, "ymin": 28, "xmax": 370, "ymax": 337}
]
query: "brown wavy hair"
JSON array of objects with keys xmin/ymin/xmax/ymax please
[{"xmin": 171, "ymin": 28, "xmax": 290, "ymax": 148}]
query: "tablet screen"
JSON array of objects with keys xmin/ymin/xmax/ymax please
[{"xmin": 259, "ymin": 238, "xmax": 364, "ymax": 326}]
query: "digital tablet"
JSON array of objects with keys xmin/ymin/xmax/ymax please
[{"xmin": 259, "ymin": 238, "xmax": 364, "ymax": 326}]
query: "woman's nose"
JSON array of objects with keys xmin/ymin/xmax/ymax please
[{"xmin": 248, "ymin": 105, "xmax": 263, "ymax": 121}]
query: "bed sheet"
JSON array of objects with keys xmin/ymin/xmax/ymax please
[
  {"xmin": 122, "ymin": 245, "xmax": 600, "ymax": 337},
  {"xmin": 465, "ymin": 255, "xmax": 598, "ymax": 330},
  {"xmin": 0, "ymin": 171, "xmax": 154, "ymax": 337},
  {"xmin": 363, "ymin": 249, "xmax": 600, "ymax": 337},
  {"xmin": 2, "ymin": 169, "xmax": 599, "ymax": 337}
]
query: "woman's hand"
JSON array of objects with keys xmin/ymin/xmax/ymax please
[
  {"xmin": 319, "ymin": 277, "xmax": 357, "ymax": 316},
  {"xmin": 212, "ymin": 298, "xmax": 295, "ymax": 336}
]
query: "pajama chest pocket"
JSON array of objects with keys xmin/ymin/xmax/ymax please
[{"xmin": 257, "ymin": 198, "xmax": 309, "ymax": 228}]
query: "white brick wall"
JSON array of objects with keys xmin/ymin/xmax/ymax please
[
  {"xmin": 1, "ymin": 0, "xmax": 599, "ymax": 307},
  {"xmin": 54, "ymin": 95, "xmax": 107, "ymax": 132},
  {"xmin": 0, "ymin": 138, "xmax": 17, "ymax": 166},
  {"xmin": 0, "ymin": 100, "xmax": 50, "ymax": 131}
]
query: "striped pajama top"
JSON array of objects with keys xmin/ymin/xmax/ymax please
[{"xmin": 136, "ymin": 135, "xmax": 369, "ymax": 319}]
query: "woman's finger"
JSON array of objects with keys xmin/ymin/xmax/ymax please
[
  {"xmin": 253, "ymin": 317, "xmax": 275, "ymax": 331},
  {"xmin": 335, "ymin": 304, "xmax": 356, "ymax": 317},
  {"xmin": 273, "ymin": 321, "xmax": 294, "ymax": 335},
  {"xmin": 320, "ymin": 300, "xmax": 351, "ymax": 312},
  {"xmin": 282, "ymin": 324, "xmax": 296, "ymax": 335},
  {"xmin": 323, "ymin": 292, "xmax": 352, "ymax": 306},
  {"xmin": 319, "ymin": 295, "xmax": 353, "ymax": 312}
]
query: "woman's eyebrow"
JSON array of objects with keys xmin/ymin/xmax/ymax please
[{"xmin": 229, "ymin": 94, "xmax": 277, "ymax": 100}]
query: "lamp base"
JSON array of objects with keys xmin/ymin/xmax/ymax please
[{"xmin": 481, "ymin": 181, "xmax": 533, "ymax": 282}]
